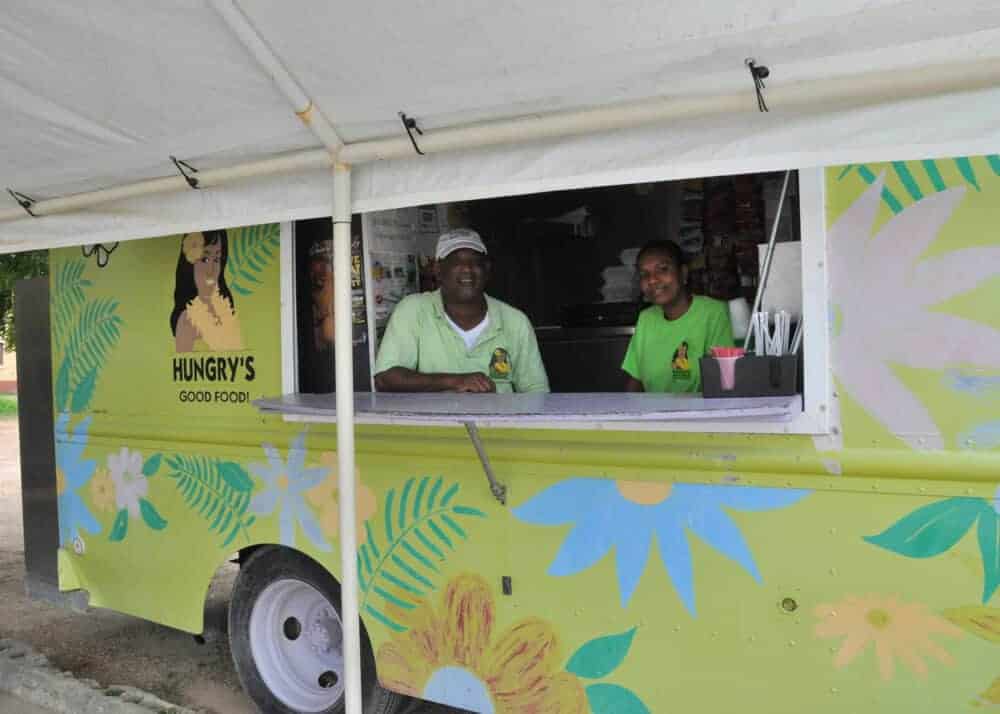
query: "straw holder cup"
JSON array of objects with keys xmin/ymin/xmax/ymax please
[{"xmin": 700, "ymin": 355, "xmax": 798, "ymax": 398}]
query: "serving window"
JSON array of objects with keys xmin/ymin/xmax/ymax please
[{"xmin": 277, "ymin": 168, "xmax": 832, "ymax": 435}]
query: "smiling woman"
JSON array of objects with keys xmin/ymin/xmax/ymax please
[{"xmin": 623, "ymin": 240, "xmax": 734, "ymax": 394}]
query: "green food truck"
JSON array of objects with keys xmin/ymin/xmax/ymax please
[{"xmin": 5, "ymin": 4, "xmax": 1000, "ymax": 714}]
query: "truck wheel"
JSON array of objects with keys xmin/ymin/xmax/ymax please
[{"xmin": 230, "ymin": 547, "xmax": 402, "ymax": 714}]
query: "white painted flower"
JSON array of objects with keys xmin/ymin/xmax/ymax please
[
  {"xmin": 108, "ymin": 447, "xmax": 148, "ymax": 518},
  {"xmin": 830, "ymin": 177, "xmax": 1000, "ymax": 449}
]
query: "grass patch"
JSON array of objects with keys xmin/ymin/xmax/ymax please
[{"xmin": 0, "ymin": 395, "xmax": 17, "ymax": 417}]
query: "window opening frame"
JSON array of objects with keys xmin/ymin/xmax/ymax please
[{"xmin": 277, "ymin": 167, "xmax": 833, "ymax": 436}]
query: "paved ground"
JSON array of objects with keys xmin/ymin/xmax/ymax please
[{"xmin": 0, "ymin": 691, "xmax": 56, "ymax": 713}]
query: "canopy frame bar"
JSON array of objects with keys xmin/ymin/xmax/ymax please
[{"xmin": 3, "ymin": 56, "xmax": 1000, "ymax": 226}]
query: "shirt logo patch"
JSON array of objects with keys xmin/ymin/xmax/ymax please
[
  {"xmin": 489, "ymin": 347, "xmax": 512, "ymax": 380},
  {"xmin": 671, "ymin": 341, "xmax": 691, "ymax": 380}
]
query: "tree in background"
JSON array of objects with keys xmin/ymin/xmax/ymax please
[{"xmin": 0, "ymin": 251, "xmax": 48, "ymax": 351}]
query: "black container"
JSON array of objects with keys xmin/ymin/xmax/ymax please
[{"xmin": 700, "ymin": 355, "xmax": 798, "ymax": 398}]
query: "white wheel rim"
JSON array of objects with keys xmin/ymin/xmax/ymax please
[{"xmin": 249, "ymin": 578, "xmax": 345, "ymax": 712}]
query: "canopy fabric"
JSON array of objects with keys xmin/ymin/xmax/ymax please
[{"xmin": 1, "ymin": 0, "xmax": 999, "ymax": 250}]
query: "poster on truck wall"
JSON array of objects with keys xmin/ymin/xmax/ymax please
[{"xmin": 51, "ymin": 223, "xmax": 282, "ymax": 419}]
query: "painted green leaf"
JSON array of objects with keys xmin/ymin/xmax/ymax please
[
  {"xmin": 398, "ymin": 478, "xmax": 414, "ymax": 532},
  {"xmin": 412, "ymin": 476, "xmax": 430, "ymax": 520},
  {"xmin": 142, "ymin": 453, "xmax": 162, "ymax": 477},
  {"xmin": 978, "ymin": 508, "xmax": 999, "ymax": 603},
  {"xmin": 365, "ymin": 604, "xmax": 405, "ymax": 633},
  {"xmin": 863, "ymin": 497, "xmax": 983, "ymax": 558},
  {"xmin": 167, "ymin": 454, "xmax": 252, "ymax": 545},
  {"xmin": 70, "ymin": 368, "xmax": 96, "ymax": 413},
  {"xmin": 585, "ymin": 683, "xmax": 650, "ymax": 714},
  {"xmin": 109, "ymin": 509, "xmax": 128, "ymax": 542},
  {"xmin": 226, "ymin": 224, "xmax": 280, "ymax": 296},
  {"xmin": 219, "ymin": 461, "xmax": 253, "ymax": 492},
  {"xmin": 139, "ymin": 499, "xmax": 168, "ymax": 530},
  {"xmin": 53, "ymin": 259, "xmax": 89, "ymax": 353},
  {"xmin": 943, "ymin": 606, "xmax": 1000, "ymax": 643},
  {"xmin": 384, "ymin": 487, "xmax": 396, "ymax": 543},
  {"xmin": 452, "ymin": 505, "xmax": 486, "ymax": 517},
  {"xmin": 365, "ymin": 520, "xmax": 380, "ymax": 558},
  {"xmin": 54, "ymin": 358, "xmax": 70, "ymax": 413},
  {"xmin": 566, "ymin": 627, "xmax": 636, "ymax": 679},
  {"xmin": 65, "ymin": 297, "xmax": 122, "ymax": 389},
  {"xmin": 359, "ymin": 477, "xmax": 488, "ymax": 629}
]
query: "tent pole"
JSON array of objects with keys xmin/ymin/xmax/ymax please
[
  {"xmin": 210, "ymin": 0, "xmax": 343, "ymax": 151},
  {"xmin": 332, "ymin": 162, "xmax": 363, "ymax": 714}
]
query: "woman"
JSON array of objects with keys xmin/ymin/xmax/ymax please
[
  {"xmin": 170, "ymin": 229, "xmax": 243, "ymax": 352},
  {"xmin": 622, "ymin": 240, "xmax": 733, "ymax": 392}
]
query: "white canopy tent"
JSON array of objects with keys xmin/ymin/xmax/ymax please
[
  {"xmin": 2, "ymin": 0, "xmax": 1000, "ymax": 250},
  {"xmin": 4, "ymin": 4, "xmax": 1000, "ymax": 711}
]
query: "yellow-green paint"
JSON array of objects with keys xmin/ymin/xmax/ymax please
[{"xmin": 47, "ymin": 160, "xmax": 1000, "ymax": 713}]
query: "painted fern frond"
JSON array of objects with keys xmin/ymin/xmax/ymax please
[
  {"xmin": 359, "ymin": 476, "xmax": 486, "ymax": 632},
  {"xmin": 58, "ymin": 297, "xmax": 123, "ymax": 413},
  {"xmin": 165, "ymin": 454, "xmax": 255, "ymax": 547},
  {"xmin": 839, "ymin": 155, "xmax": 1000, "ymax": 214},
  {"xmin": 52, "ymin": 259, "xmax": 90, "ymax": 354},
  {"xmin": 227, "ymin": 223, "xmax": 279, "ymax": 297}
]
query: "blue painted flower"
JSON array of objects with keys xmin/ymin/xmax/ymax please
[
  {"xmin": 54, "ymin": 412, "xmax": 101, "ymax": 547},
  {"xmin": 513, "ymin": 478, "xmax": 809, "ymax": 614},
  {"xmin": 249, "ymin": 432, "xmax": 331, "ymax": 552}
]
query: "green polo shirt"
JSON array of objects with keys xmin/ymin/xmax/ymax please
[
  {"xmin": 374, "ymin": 290, "xmax": 550, "ymax": 393},
  {"xmin": 622, "ymin": 295, "xmax": 734, "ymax": 393}
]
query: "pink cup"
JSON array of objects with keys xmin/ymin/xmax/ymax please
[{"xmin": 715, "ymin": 356, "xmax": 740, "ymax": 390}]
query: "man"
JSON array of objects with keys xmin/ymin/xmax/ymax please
[{"xmin": 374, "ymin": 228, "xmax": 549, "ymax": 393}]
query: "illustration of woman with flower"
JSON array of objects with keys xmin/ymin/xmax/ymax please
[{"xmin": 170, "ymin": 229, "xmax": 243, "ymax": 352}]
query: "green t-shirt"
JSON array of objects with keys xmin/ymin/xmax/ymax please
[
  {"xmin": 621, "ymin": 295, "xmax": 734, "ymax": 393},
  {"xmin": 374, "ymin": 290, "xmax": 550, "ymax": 393}
]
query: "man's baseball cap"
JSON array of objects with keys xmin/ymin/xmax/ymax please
[{"xmin": 435, "ymin": 228, "xmax": 487, "ymax": 260}]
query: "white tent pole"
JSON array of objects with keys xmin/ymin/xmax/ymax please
[
  {"xmin": 3, "ymin": 56, "xmax": 1000, "ymax": 225},
  {"xmin": 210, "ymin": 0, "xmax": 344, "ymax": 151},
  {"xmin": 214, "ymin": 7, "xmax": 363, "ymax": 709},
  {"xmin": 332, "ymin": 162, "xmax": 363, "ymax": 714},
  {"xmin": 0, "ymin": 150, "xmax": 331, "ymax": 223},
  {"xmin": 341, "ymin": 57, "xmax": 1000, "ymax": 163}
]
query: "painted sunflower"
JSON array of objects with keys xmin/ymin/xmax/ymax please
[
  {"xmin": 378, "ymin": 574, "xmax": 587, "ymax": 713},
  {"xmin": 814, "ymin": 594, "xmax": 963, "ymax": 680}
]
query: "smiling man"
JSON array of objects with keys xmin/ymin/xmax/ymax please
[{"xmin": 373, "ymin": 228, "xmax": 549, "ymax": 393}]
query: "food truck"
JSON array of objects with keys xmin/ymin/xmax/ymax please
[{"xmin": 4, "ymin": 3, "xmax": 1000, "ymax": 713}]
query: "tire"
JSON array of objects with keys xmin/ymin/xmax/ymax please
[{"xmin": 229, "ymin": 546, "xmax": 403, "ymax": 714}]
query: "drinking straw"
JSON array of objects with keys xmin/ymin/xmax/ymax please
[
  {"xmin": 744, "ymin": 170, "xmax": 792, "ymax": 351},
  {"xmin": 790, "ymin": 318, "xmax": 804, "ymax": 354}
]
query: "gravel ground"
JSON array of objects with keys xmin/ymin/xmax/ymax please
[
  {"xmin": 0, "ymin": 418, "xmax": 459, "ymax": 714},
  {"xmin": 0, "ymin": 418, "xmax": 252, "ymax": 713},
  {"xmin": 0, "ymin": 691, "xmax": 57, "ymax": 713}
]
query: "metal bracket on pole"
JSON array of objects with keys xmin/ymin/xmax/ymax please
[
  {"xmin": 464, "ymin": 422, "xmax": 506, "ymax": 505},
  {"xmin": 6, "ymin": 189, "xmax": 37, "ymax": 217},
  {"xmin": 169, "ymin": 156, "xmax": 201, "ymax": 189},
  {"xmin": 398, "ymin": 111, "xmax": 425, "ymax": 155}
]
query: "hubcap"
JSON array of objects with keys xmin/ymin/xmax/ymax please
[{"xmin": 249, "ymin": 579, "xmax": 345, "ymax": 711}]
